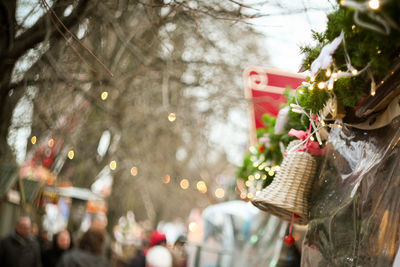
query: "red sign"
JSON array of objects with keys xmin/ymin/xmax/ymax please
[{"xmin": 243, "ymin": 67, "xmax": 305, "ymax": 143}]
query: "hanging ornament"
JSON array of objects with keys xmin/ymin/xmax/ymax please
[{"xmin": 284, "ymin": 213, "xmax": 296, "ymax": 245}]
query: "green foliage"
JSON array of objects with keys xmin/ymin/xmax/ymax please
[
  {"xmin": 300, "ymin": 3, "xmax": 400, "ymax": 112},
  {"xmin": 236, "ymin": 90, "xmax": 308, "ymax": 190}
]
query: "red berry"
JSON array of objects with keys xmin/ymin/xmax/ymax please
[
  {"xmin": 258, "ymin": 144, "xmax": 265, "ymax": 152},
  {"xmin": 284, "ymin": 235, "xmax": 295, "ymax": 245}
]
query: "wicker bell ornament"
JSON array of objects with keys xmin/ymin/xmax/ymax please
[{"xmin": 251, "ymin": 140, "xmax": 318, "ymax": 225}]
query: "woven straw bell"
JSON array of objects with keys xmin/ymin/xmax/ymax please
[{"xmin": 251, "ymin": 140, "xmax": 317, "ymax": 225}]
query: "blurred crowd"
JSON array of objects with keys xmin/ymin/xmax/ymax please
[{"xmin": 0, "ymin": 216, "xmax": 188, "ymax": 267}]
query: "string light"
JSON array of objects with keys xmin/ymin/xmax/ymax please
[
  {"xmin": 371, "ymin": 81, "xmax": 376, "ymax": 96},
  {"xmin": 68, "ymin": 150, "xmax": 74, "ymax": 160},
  {"xmin": 240, "ymin": 192, "xmax": 247, "ymax": 199},
  {"xmin": 248, "ymin": 175, "xmax": 254, "ymax": 181},
  {"xmin": 163, "ymin": 174, "xmax": 170, "ymax": 183},
  {"xmin": 245, "ymin": 181, "xmax": 252, "ymax": 187},
  {"xmin": 325, "ymin": 69, "xmax": 331, "ymax": 77},
  {"xmin": 196, "ymin": 181, "xmax": 207, "ymax": 193},
  {"xmin": 180, "ymin": 179, "xmax": 189, "ymax": 189},
  {"xmin": 215, "ymin": 188, "xmax": 225, "ymax": 198},
  {"xmin": 130, "ymin": 167, "xmax": 138, "ymax": 176},
  {"xmin": 101, "ymin": 91, "xmax": 108, "ymax": 100},
  {"xmin": 48, "ymin": 138, "xmax": 54, "ymax": 147},
  {"xmin": 31, "ymin": 136, "xmax": 37, "ymax": 144},
  {"xmin": 318, "ymin": 82, "xmax": 326, "ymax": 89},
  {"xmin": 247, "ymin": 192, "xmax": 254, "ymax": 199},
  {"xmin": 168, "ymin": 113, "xmax": 176, "ymax": 122},
  {"xmin": 110, "ymin": 160, "xmax": 117, "ymax": 170},
  {"xmin": 368, "ymin": 0, "xmax": 380, "ymax": 9},
  {"xmin": 308, "ymin": 85, "xmax": 313, "ymax": 91},
  {"xmin": 310, "ymin": 76, "xmax": 315, "ymax": 82},
  {"xmin": 351, "ymin": 68, "xmax": 358, "ymax": 75}
]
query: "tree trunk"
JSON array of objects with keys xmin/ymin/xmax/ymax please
[{"xmin": 0, "ymin": 0, "xmax": 17, "ymax": 162}]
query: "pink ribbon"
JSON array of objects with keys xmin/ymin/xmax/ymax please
[{"xmin": 288, "ymin": 129, "xmax": 325, "ymax": 156}]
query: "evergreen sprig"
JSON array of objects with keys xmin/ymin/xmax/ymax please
[{"xmin": 299, "ymin": 2, "xmax": 400, "ymax": 113}]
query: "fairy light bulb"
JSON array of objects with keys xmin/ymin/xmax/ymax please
[
  {"xmin": 101, "ymin": 91, "xmax": 108, "ymax": 100},
  {"xmin": 351, "ymin": 68, "xmax": 358, "ymax": 75},
  {"xmin": 328, "ymin": 83, "xmax": 334, "ymax": 90},
  {"xmin": 308, "ymin": 85, "xmax": 313, "ymax": 91},
  {"xmin": 168, "ymin": 113, "xmax": 176, "ymax": 122},
  {"xmin": 371, "ymin": 81, "xmax": 376, "ymax": 96},
  {"xmin": 332, "ymin": 73, "xmax": 338, "ymax": 79},
  {"xmin": 310, "ymin": 76, "xmax": 315, "ymax": 82},
  {"xmin": 317, "ymin": 82, "xmax": 325, "ymax": 89},
  {"xmin": 325, "ymin": 69, "xmax": 331, "ymax": 77},
  {"xmin": 68, "ymin": 150, "xmax": 74, "ymax": 159},
  {"xmin": 368, "ymin": 0, "xmax": 380, "ymax": 9},
  {"xmin": 110, "ymin": 160, "xmax": 117, "ymax": 170}
]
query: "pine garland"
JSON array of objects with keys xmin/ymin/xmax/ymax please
[{"xmin": 300, "ymin": 2, "xmax": 400, "ymax": 113}]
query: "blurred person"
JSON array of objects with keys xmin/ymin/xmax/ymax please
[
  {"xmin": 146, "ymin": 245, "xmax": 172, "ymax": 267},
  {"xmin": 148, "ymin": 230, "xmax": 167, "ymax": 249},
  {"xmin": 38, "ymin": 229, "xmax": 52, "ymax": 252},
  {"xmin": 128, "ymin": 230, "xmax": 169, "ymax": 267},
  {"xmin": 171, "ymin": 236, "xmax": 187, "ymax": 267},
  {"xmin": 42, "ymin": 229, "xmax": 72, "ymax": 267},
  {"xmin": 90, "ymin": 214, "xmax": 112, "ymax": 259},
  {"xmin": 0, "ymin": 216, "xmax": 41, "ymax": 267},
  {"xmin": 57, "ymin": 229, "xmax": 109, "ymax": 267},
  {"xmin": 31, "ymin": 223, "xmax": 39, "ymax": 238},
  {"xmin": 145, "ymin": 230, "xmax": 172, "ymax": 267}
]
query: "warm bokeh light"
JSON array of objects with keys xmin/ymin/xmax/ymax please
[
  {"xmin": 130, "ymin": 166, "xmax": 138, "ymax": 176},
  {"xmin": 368, "ymin": 0, "xmax": 379, "ymax": 9},
  {"xmin": 180, "ymin": 179, "xmax": 189, "ymax": 189},
  {"xmin": 163, "ymin": 174, "xmax": 171, "ymax": 184},
  {"xmin": 48, "ymin": 138, "xmax": 54, "ymax": 147},
  {"xmin": 168, "ymin": 113, "xmax": 176, "ymax": 122},
  {"xmin": 196, "ymin": 181, "xmax": 207, "ymax": 193},
  {"xmin": 247, "ymin": 192, "xmax": 254, "ymax": 199},
  {"xmin": 110, "ymin": 160, "xmax": 117, "ymax": 170},
  {"xmin": 245, "ymin": 181, "xmax": 252, "ymax": 187},
  {"xmin": 240, "ymin": 192, "xmax": 247, "ymax": 199},
  {"xmin": 31, "ymin": 136, "xmax": 37, "ymax": 144},
  {"xmin": 67, "ymin": 150, "xmax": 74, "ymax": 160},
  {"xmin": 215, "ymin": 188, "xmax": 225, "ymax": 199},
  {"xmin": 188, "ymin": 222, "xmax": 197, "ymax": 232},
  {"xmin": 101, "ymin": 91, "xmax": 108, "ymax": 100}
]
